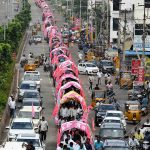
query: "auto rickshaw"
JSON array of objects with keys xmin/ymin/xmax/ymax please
[
  {"xmin": 91, "ymin": 90, "xmax": 106, "ymax": 107},
  {"xmin": 24, "ymin": 60, "xmax": 36, "ymax": 72},
  {"xmin": 120, "ymin": 71, "xmax": 133, "ymax": 89},
  {"xmin": 34, "ymin": 56, "xmax": 43, "ymax": 67},
  {"xmin": 124, "ymin": 101, "xmax": 141, "ymax": 123},
  {"xmin": 85, "ymin": 51, "xmax": 95, "ymax": 61}
]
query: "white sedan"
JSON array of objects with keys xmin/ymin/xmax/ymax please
[
  {"xmin": 78, "ymin": 62, "xmax": 99, "ymax": 75},
  {"xmin": 105, "ymin": 110, "xmax": 127, "ymax": 130}
]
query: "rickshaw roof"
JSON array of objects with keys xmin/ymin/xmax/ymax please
[
  {"xmin": 60, "ymin": 91, "xmax": 85, "ymax": 105},
  {"xmin": 125, "ymin": 101, "xmax": 140, "ymax": 105}
]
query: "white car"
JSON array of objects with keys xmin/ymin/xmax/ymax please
[
  {"xmin": 6, "ymin": 118, "xmax": 38, "ymax": 141},
  {"xmin": 105, "ymin": 110, "xmax": 126, "ymax": 130},
  {"xmin": 78, "ymin": 62, "xmax": 99, "ymax": 75},
  {"xmin": 0, "ymin": 142, "xmax": 26, "ymax": 150},
  {"xmin": 17, "ymin": 106, "xmax": 43, "ymax": 128},
  {"xmin": 22, "ymin": 71, "xmax": 41, "ymax": 92},
  {"xmin": 16, "ymin": 133, "xmax": 45, "ymax": 150},
  {"xmin": 103, "ymin": 116, "xmax": 122, "ymax": 124}
]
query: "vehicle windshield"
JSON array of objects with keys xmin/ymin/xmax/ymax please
[
  {"xmin": 99, "ymin": 129, "xmax": 124, "ymax": 138},
  {"xmin": 24, "ymin": 74, "xmax": 40, "ymax": 81},
  {"xmin": 59, "ymin": 57, "xmax": 66, "ymax": 63},
  {"xmin": 20, "ymin": 84, "xmax": 36, "ymax": 90},
  {"xmin": 106, "ymin": 113, "xmax": 123, "ymax": 118},
  {"xmin": 104, "ymin": 120, "xmax": 121, "ymax": 123},
  {"xmin": 86, "ymin": 64, "xmax": 96, "ymax": 67},
  {"xmin": 23, "ymin": 101, "xmax": 40, "ymax": 106},
  {"xmin": 129, "ymin": 105, "xmax": 139, "ymax": 110},
  {"xmin": 102, "ymin": 61, "xmax": 113, "ymax": 66},
  {"xmin": 24, "ymin": 92, "xmax": 39, "ymax": 98},
  {"xmin": 104, "ymin": 147, "xmax": 129, "ymax": 150},
  {"xmin": 98, "ymin": 105, "xmax": 116, "ymax": 111},
  {"xmin": 121, "ymin": 73, "xmax": 131, "ymax": 79},
  {"xmin": 11, "ymin": 122, "xmax": 33, "ymax": 129},
  {"xmin": 18, "ymin": 111, "xmax": 39, "ymax": 119},
  {"xmin": 17, "ymin": 139, "xmax": 40, "ymax": 147},
  {"xmin": 95, "ymin": 92, "xmax": 105, "ymax": 98}
]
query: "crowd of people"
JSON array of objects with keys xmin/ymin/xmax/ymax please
[{"xmin": 59, "ymin": 103, "xmax": 83, "ymax": 125}]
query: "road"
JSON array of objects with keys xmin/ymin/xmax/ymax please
[{"xmin": 1, "ymin": 0, "xmax": 149, "ymax": 149}]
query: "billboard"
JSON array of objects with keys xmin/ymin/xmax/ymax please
[
  {"xmin": 131, "ymin": 59, "xmax": 141, "ymax": 75},
  {"xmin": 138, "ymin": 67, "xmax": 144, "ymax": 82}
]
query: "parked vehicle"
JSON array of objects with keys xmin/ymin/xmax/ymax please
[
  {"xmin": 105, "ymin": 110, "xmax": 126, "ymax": 130},
  {"xmin": 17, "ymin": 106, "xmax": 43, "ymax": 127},
  {"xmin": 22, "ymin": 71, "xmax": 41, "ymax": 92},
  {"xmin": 99, "ymin": 122, "xmax": 125, "ymax": 140},
  {"xmin": 18, "ymin": 81, "xmax": 38, "ymax": 102},
  {"xmin": 103, "ymin": 139, "xmax": 130, "ymax": 150},
  {"xmin": 16, "ymin": 133, "xmax": 45, "ymax": 150},
  {"xmin": 6, "ymin": 118, "xmax": 37, "ymax": 141},
  {"xmin": 124, "ymin": 100, "xmax": 141, "ymax": 123},
  {"xmin": 94, "ymin": 104, "xmax": 117, "ymax": 126},
  {"xmin": 99, "ymin": 60, "xmax": 115, "ymax": 74},
  {"xmin": 78, "ymin": 62, "xmax": 99, "ymax": 75}
]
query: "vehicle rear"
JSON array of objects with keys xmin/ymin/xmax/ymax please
[{"xmin": 103, "ymin": 139, "xmax": 130, "ymax": 150}]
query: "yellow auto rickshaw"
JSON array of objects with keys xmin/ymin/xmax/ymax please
[
  {"xmin": 91, "ymin": 90, "xmax": 106, "ymax": 107},
  {"xmin": 124, "ymin": 101, "xmax": 141, "ymax": 123},
  {"xmin": 24, "ymin": 59, "xmax": 36, "ymax": 72},
  {"xmin": 120, "ymin": 71, "xmax": 133, "ymax": 89},
  {"xmin": 85, "ymin": 51, "xmax": 95, "ymax": 61}
]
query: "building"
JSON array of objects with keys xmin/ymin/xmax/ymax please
[{"xmin": 109, "ymin": 0, "xmax": 150, "ymax": 51}]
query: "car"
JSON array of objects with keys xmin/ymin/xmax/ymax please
[
  {"xmin": 18, "ymin": 81, "xmax": 38, "ymax": 102},
  {"xmin": 22, "ymin": 99, "xmax": 41, "ymax": 107},
  {"xmin": 99, "ymin": 60, "xmax": 115, "ymax": 74},
  {"xmin": 33, "ymin": 35, "xmax": 42, "ymax": 43},
  {"xmin": 0, "ymin": 142, "xmax": 26, "ymax": 150},
  {"xmin": 99, "ymin": 122, "xmax": 125, "ymax": 140},
  {"xmin": 105, "ymin": 110, "xmax": 127, "ymax": 130},
  {"xmin": 94, "ymin": 104, "xmax": 117, "ymax": 126},
  {"xmin": 22, "ymin": 71, "xmax": 41, "ymax": 92},
  {"xmin": 16, "ymin": 133, "xmax": 45, "ymax": 150},
  {"xmin": 6, "ymin": 118, "xmax": 37, "ymax": 141},
  {"xmin": 78, "ymin": 62, "xmax": 99, "ymax": 75},
  {"xmin": 103, "ymin": 116, "xmax": 122, "ymax": 124},
  {"xmin": 23, "ymin": 91, "xmax": 42, "ymax": 105},
  {"xmin": 17, "ymin": 106, "xmax": 43, "ymax": 127},
  {"xmin": 103, "ymin": 139, "xmax": 130, "ymax": 150}
]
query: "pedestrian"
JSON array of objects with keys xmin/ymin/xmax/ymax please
[
  {"xmin": 128, "ymin": 135, "xmax": 139, "ymax": 150},
  {"xmin": 25, "ymin": 141, "xmax": 35, "ymax": 150},
  {"xmin": 89, "ymin": 75, "xmax": 94, "ymax": 90},
  {"xmin": 134, "ymin": 130, "xmax": 144, "ymax": 141},
  {"xmin": 97, "ymin": 71, "xmax": 103, "ymax": 85},
  {"xmin": 115, "ymin": 73, "xmax": 120, "ymax": 85},
  {"xmin": 39, "ymin": 116, "xmax": 48, "ymax": 142},
  {"xmin": 94, "ymin": 84, "xmax": 100, "ymax": 90},
  {"xmin": 8, "ymin": 94, "xmax": 13, "ymax": 104},
  {"xmin": 94, "ymin": 136, "xmax": 103, "ymax": 150},
  {"xmin": 104, "ymin": 73, "xmax": 108, "ymax": 85},
  {"xmin": 8, "ymin": 96, "xmax": 16, "ymax": 118},
  {"xmin": 57, "ymin": 143, "xmax": 63, "ymax": 150},
  {"xmin": 78, "ymin": 53, "xmax": 83, "ymax": 63},
  {"xmin": 85, "ymin": 138, "xmax": 92, "ymax": 150}
]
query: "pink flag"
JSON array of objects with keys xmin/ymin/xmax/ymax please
[
  {"xmin": 92, "ymin": 118, "xmax": 96, "ymax": 131},
  {"xmin": 32, "ymin": 102, "xmax": 35, "ymax": 118}
]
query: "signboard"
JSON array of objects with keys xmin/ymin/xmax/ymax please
[
  {"xmin": 131, "ymin": 59, "xmax": 141, "ymax": 75},
  {"xmin": 138, "ymin": 67, "xmax": 144, "ymax": 82},
  {"xmin": 133, "ymin": 35, "xmax": 150, "ymax": 51}
]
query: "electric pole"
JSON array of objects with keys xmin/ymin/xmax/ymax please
[
  {"xmin": 122, "ymin": 9, "xmax": 127, "ymax": 63},
  {"xmin": 106, "ymin": 0, "xmax": 110, "ymax": 49}
]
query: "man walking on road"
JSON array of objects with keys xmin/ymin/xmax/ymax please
[
  {"xmin": 39, "ymin": 116, "xmax": 48, "ymax": 142},
  {"xmin": 97, "ymin": 71, "xmax": 103, "ymax": 85},
  {"xmin": 89, "ymin": 75, "xmax": 94, "ymax": 90},
  {"xmin": 8, "ymin": 96, "xmax": 16, "ymax": 118}
]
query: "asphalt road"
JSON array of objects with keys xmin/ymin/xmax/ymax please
[{"xmin": 1, "ymin": 0, "xmax": 149, "ymax": 149}]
